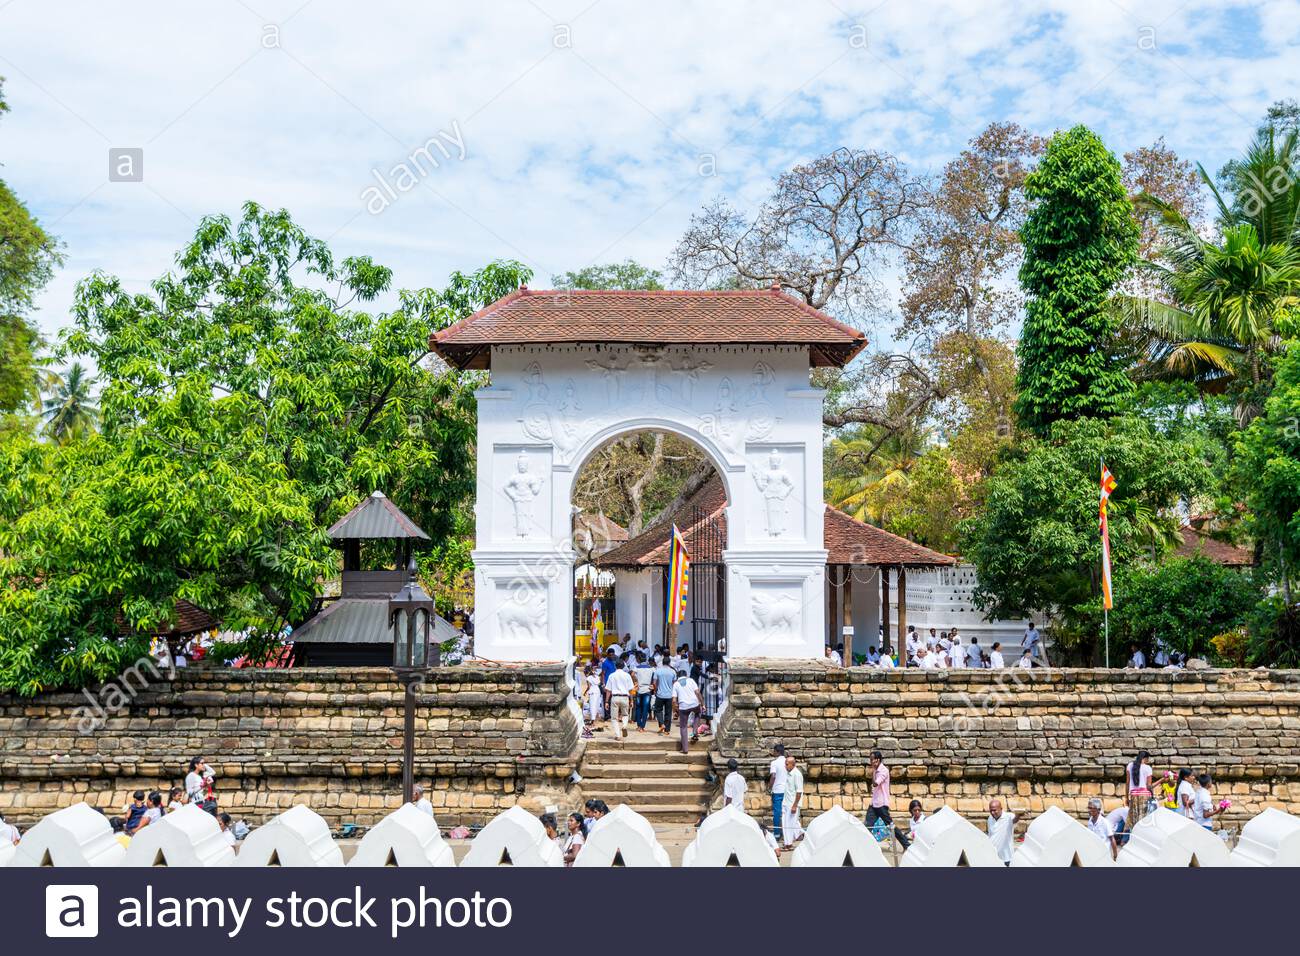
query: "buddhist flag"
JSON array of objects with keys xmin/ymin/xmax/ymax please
[
  {"xmin": 1100, "ymin": 460, "xmax": 1117, "ymax": 610},
  {"xmin": 667, "ymin": 524, "xmax": 691, "ymax": 626}
]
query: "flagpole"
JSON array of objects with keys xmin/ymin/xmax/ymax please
[{"xmin": 1101, "ymin": 455, "xmax": 1109, "ymax": 669}]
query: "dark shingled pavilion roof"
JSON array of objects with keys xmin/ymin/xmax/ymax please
[
  {"xmin": 430, "ymin": 287, "xmax": 868, "ymax": 370},
  {"xmin": 598, "ymin": 475, "xmax": 953, "ymax": 569},
  {"xmin": 327, "ymin": 491, "xmax": 429, "ymax": 541}
]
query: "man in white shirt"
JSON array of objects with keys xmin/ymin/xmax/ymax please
[
  {"xmin": 877, "ymin": 650, "xmax": 896, "ymax": 669},
  {"xmin": 1127, "ymin": 645, "xmax": 1146, "ymax": 669},
  {"xmin": 866, "ymin": 645, "xmax": 881, "ymax": 666},
  {"xmin": 825, "ymin": 645, "xmax": 843, "ymax": 666},
  {"xmin": 917, "ymin": 647, "xmax": 938, "ymax": 669},
  {"xmin": 1084, "ymin": 797, "xmax": 1117, "ymax": 858},
  {"xmin": 782, "ymin": 754, "xmax": 805, "ymax": 846},
  {"xmin": 722, "ymin": 758, "xmax": 747, "ymax": 809},
  {"xmin": 768, "ymin": 744, "xmax": 788, "ymax": 843},
  {"xmin": 986, "ymin": 798, "xmax": 1017, "ymax": 865},
  {"xmin": 604, "ymin": 660, "xmax": 635, "ymax": 739},
  {"xmin": 410, "ymin": 784, "xmax": 434, "ymax": 816},
  {"xmin": 949, "ymin": 639, "xmax": 966, "ymax": 668},
  {"xmin": 671, "ymin": 670, "xmax": 702, "ymax": 753},
  {"xmin": 989, "ymin": 642, "xmax": 1006, "ymax": 669}
]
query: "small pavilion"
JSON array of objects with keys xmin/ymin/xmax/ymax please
[{"xmin": 597, "ymin": 474, "xmax": 953, "ymax": 662}]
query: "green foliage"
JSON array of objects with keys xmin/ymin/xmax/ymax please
[
  {"xmin": 1236, "ymin": 338, "xmax": 1300, "ymax": 587},
  {"xmin": 552, "ymin": 260, "xmax": 664, "ymax": 291},
  {"xmin": 41, "ymin": 362, "xmax": 99, "ymax": 442},
  {"xmin": 865, "ymin": 447, "xmax": 964, "ymax": 552},
  {"xmin": 959, "ymin": 415, "xmax": 1211, "ymax": 657},
  {"xmin": 1015, "ymin": 126, "xmax": 1139, "ymax": 435},
  {"xmin": 0, "ymin": 77, "xmax": 64, "ymax": 416},
  {"xmin": 1106, "ymin": 556, "xmax": 1259, "ymax": 659},
  {"xmin": 0, "ymin": 202, "xmax": 528, "ymax": 693}
]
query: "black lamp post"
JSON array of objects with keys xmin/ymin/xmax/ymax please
[{"xmin": 390, "ymin": 556, "xmax": 438, "ymax": 804}]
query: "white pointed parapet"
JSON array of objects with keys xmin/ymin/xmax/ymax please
[
  {"xmin": 790, "ymin": 806, "xmax": 889, "ymax": 867},
  {"xmin": 11, "ymin": 802, "xmax": 125, "ymax": 867},
  {"xmin": 235, "ymin": 804, "xmax": 343, "ymax": 867},
  {"xmin": 574, "ymin": 804, "xmax": 670, "ymax": 867},
  {"xmin": 122, "ymin": 804, "xmax": 236, "ymax": 867},
  {"xmin": 461, "ymin": 804, "xmax": 564, "ymax": 867},
  {"xmin": 900, "ymin": 806, "xmax": 1004, "ymax": 868},
  {"xmin": 681, "ymin": 804, "xmax": 780, "ymax": 867},
  {"xmin": 350, "ymin": 804, "xmax": 456, "ymax": 868},
  {"xmin": 0, "ymin": 839, "xmax": 16, "ymax": 867},
  {"xmin": 1231, "ymin": 807, "xmax": 1300, "ymax": 867},
  {"xmin": 1012, "ymin": 806, "xmax": 1113, "ymax": 868},
  {"xmin": 1117, "ymin": 808, "xmax": 1229, "ymax": 867}
]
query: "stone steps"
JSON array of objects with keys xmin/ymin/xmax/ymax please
[{"xmin": 578, "ymin": 733, "xmax": 714, "ymax": 824}]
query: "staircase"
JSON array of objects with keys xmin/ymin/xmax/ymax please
[{"xmin": 579, "ymin": 732, "xmax": 714, "ymax": 825}]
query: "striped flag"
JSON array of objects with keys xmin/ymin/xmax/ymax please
[
  {"xmin": 667, "ymin": 524, "xmax": 691, "ymax": 626},
  {"xmin": 1100, "ymin": 461, "xmax": 1117, "ymax": 610}
]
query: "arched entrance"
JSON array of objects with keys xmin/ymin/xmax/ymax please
[
  {"xmin": 569, "ymin": 428, "xmax": 730, "ymax": 660},
  {"xmin": 430, "ymin": 287, "xmax": 868, "ymax": 663}
]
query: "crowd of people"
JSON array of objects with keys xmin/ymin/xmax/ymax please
[
  {"xmin": 106, "ymin": 755, "xmax": 245, "ymax": 849},
  {"xmin": 579, "ymin": 636, "xmax": 723, "ymax": 754}
]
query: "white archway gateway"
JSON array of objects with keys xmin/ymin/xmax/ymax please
[{"xmin": 432, "ymin": 287, "xmax": 866, "ymax": 662}]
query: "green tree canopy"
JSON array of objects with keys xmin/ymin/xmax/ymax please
[
  {"xmin": 958, "ymin": 414, "xmax": 1211, "ymax": 659},
  {"xmin": 0, "ymin": 202, "xmax": 528, "ymax": 693},
  {"xmin": 1014, "ymin": 125, "xmax": 1139, "ymax": 435},
  {"xmin": 553, "ymin": 260, "xmax": 664, "ymax": 290}
]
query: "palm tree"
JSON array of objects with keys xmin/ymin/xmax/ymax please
[
  {"xmin": 41, "ymin": 362, "xmax": 99, "ymax": 441},
  {"xmin": 825, "ymin": 426, "xmax": 927, "ymax": 523},
  {"xmin": 1114, "ymin": 128, "xmax": 1300, "ymax": 422}
]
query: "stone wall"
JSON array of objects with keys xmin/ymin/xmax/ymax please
[
  {"xmin": 713, "ymin": 661, "xmax": 1300, "ymax": 825},
  {"xmin": 0, "ymin": 664, "xmax": 582, "ymax": 828}
]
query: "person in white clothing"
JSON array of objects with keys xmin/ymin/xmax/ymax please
[
  {"xmin": 1127, "ymin": 645, "xmax": 1146, "ymax": 669},
  {"xmin": 671, "ymin": 671, "xmax": 702, "ymax": 753},
  {"xmin": 906, "ymin": 799, "xmax": 926, "ymax": 844},
  {"xmin": 986, "ymin": 798, "xmax": 1017, "ymax": 865},
  {"xmin": 0, "ymin": 812, "xmax": 18, "ymax": 845},
  {"xmin": 1192, "ymin": 773, "xmax": 1225, "ymax": 830},
  {"xmin": 723, "ymin": 758, "xmax": 747, "ymax": 809},
  {"xmin": 866, "ymin": 645, "xmax": 881, "ymax": 666},
  {"xmin": 917, "ymin": 647, "xmax": 939, "ymax": 669},
  {"xmin": 825, "ymin": 645, "xmax": 843, "ymax": 666},
  {"xmin": 989, "ymin": 642, "xmax": 1005, "ymax": 669},
  {"xmin": 1016, "ymin": 649, "xmax": 1034, "ymax": 669},
  {"xmin": 1084, "ymin": 797, "xmax": 1117, "ymax": 858},
  {"xmin": 410, "ymin": 784, "xmax": 434, "ymax": 816},
  {"xmin": 1175, "ymin": 768, "xmax": 1196, "ymax": 818},
  {"xmin": 185, "ymin": 756, "xmax": 215, "ymax": 810},
  {"xmin": 949, "ymin": 640, "xmax": 966, "ymax": 668},
  {"xmin": 768, "ymin": 744, "xmax": 788, "ymax": 842},
  {"xmin": 605, "ymin": 660, "xmax": 635, "ymax": 740},
  {"xmin": 877, "ymin": 651, "xmax": 896, "ymax": 669},
  {"xmin": 781, "ymin": 754, "xmax": 805, "ymax": 847}
]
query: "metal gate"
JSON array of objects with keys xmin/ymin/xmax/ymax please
[{"xmin": 685, "ymin": 504, "xmax": 725, "ymax": 655}]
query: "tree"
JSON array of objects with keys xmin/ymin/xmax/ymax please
[
  {"xmin": 1236, "ymin": 335, "xmax": 1300, "ymax": 605},
  {"xmin": 573, "ymin": 431, "xmax": 710, "ymax": 536},
  {"xmin": 959, "ymin": 414, "xmax": 1211, "ymax": 660},
  {"xmin": 0, "ymin": 202, "xmax": 528, "ymax": 693},
  {"xmin": 1122, "ymin": 138, "xmax": 1205, "ymax": 264},
  {"xmin": 901, "ymin": 122, "xmax": 1044, "ymax": 342},
  {"xmin": 0, "ymin": 77, "xmax": 64, "ymax": 417},
  {"xmin": 670, "ymin": 147, "xmax": 925, "ymax": 325},
  {"xmin": 40, "ymin": 362, "xmax": 98, "ymax": 442},
  {"xmin": 824, "ymin": 423, "xmax": 927, "ymax": 523},
  {"xmin": 553, "ymin": 260, "xmax": 664, "ymax": 290},
  {"xmin": 1014, "ymin": 126, "xmax": 1139, "ymax": 436},
  {"xmin": 1107, "ymin": 556, "xmax": 1259, "ymax": 660},
  {"xmin": 1114, "ymin": 129, "xmax": 1300, "ymax": 422}
]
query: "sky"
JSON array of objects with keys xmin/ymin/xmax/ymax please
[{"xmin": 3, "ymin": 0, "xmax": 1298, "ymax": 343}]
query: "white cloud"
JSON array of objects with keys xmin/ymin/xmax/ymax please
[{"xmin": 1, "ymin": 0, "xmax": 1293, "ymax": 340}]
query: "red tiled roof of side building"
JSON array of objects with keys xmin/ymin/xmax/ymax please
[
  {"xmin": 430, "ymin": 287, "xmax": 868, "ymax": 369},
  {"xmin": 1173, "ymin": 525, "xmax": 1255, "ymax": 567},
  {"xmin": 598, "ymin": 475, "xmax": 952, "ymax": 569}
]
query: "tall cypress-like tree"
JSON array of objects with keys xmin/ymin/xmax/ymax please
[{"xmin": 1014, "ymin": 125, "xmax": 1138, "ymax": 435}]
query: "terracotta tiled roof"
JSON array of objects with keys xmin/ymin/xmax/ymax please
[
  {"xmin": 431, "ymin": 288, "xmax": 867, "ymax": 369},
  {"xmin": 598, "ymin": 475, "xmax": 952, "ymax": 568},
  {"xmin": 1173, "ymin": 525, "xmax": 1255, "ymax": 567},
  {"xmin": 116, "ymin": 599, "xmax": 219, "ymax": 638}
]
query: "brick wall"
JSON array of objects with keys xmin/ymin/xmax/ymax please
[
  {"xmin": 713, "ymin": 661, "xmax": 1300, "ymax": 825},
  {"xmin": 0, "ymin": 664, "xmax": 582, "ymax": 828}
]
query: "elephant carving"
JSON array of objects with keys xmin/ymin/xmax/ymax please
[
  {"xmin": 750, "ymin": 591, "xmax": 800, "ymax": 637},
  {"xmin": 497, "ymin": 588, "xmax": 547, "ymax": 643}
]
